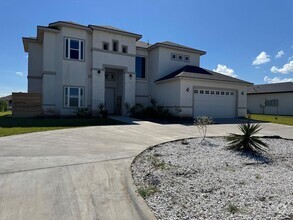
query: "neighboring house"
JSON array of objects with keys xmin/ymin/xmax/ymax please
[
  {"xmin": 23, "ymin": 21, "xmax": 252, "ymax": 118},
  {"xmin": 247, "ymin": 82, "xmax": 293, "ymax": 116},
  {"xmin": 0, "ymin": 94, "xmax": 12, "ymax": 109}
]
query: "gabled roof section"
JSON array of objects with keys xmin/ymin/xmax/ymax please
[
  {"xmin": 248, "ymin": 82, "xmax": 293, "ymax": 94},
  {"xmin": 88, "ymin": 24, "xmax": 142, "ymax": 40},
  {"xmin": 136, "ymin": 41, "xmax": 152, "ymax": 49},
  {"xmin": 149, "ymin": 41, "xmax": 206, "ymax": 55},
  {"xmin": 155, "ymin": 65, "xmax": 252, "ymax": 85}
]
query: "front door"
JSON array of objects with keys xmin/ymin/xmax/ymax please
[{"xmin": 105, "ymin": 87, "xmax": 115, "ymax": 114}]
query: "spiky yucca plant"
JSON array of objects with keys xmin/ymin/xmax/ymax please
[{"xmin": 226, "ymin": 122, "xmax": 269, "ymax": 154}]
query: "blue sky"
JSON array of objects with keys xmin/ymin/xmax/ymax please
[{"xmin": 0, "ymin": 0, "xmax": 293, "ymax": 97}]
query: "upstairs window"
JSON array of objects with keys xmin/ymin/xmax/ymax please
[
  {"xmin": 103, "ymin": 42, "xmax": 109, "ymax": 50},
  {"xmin": 135, "ymin": 56, "xmax": 146, "ymax": 78},
  {"xmin": 64, "ymin": 86, "xmax": 84, "ymax": 108},
  {"xmin": 113, "ymin": 40, "xmax": 119, "ymax": 52},
  {"xmin": 122, "ymin": 45, "xmax": 128, "ymax": 53},
  {"xmin": 65, "ymin": 38, "xmax": 84, "ymax": 61}
]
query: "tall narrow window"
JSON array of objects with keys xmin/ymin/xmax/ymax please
[
  {"xmin": 64, "ymin": 38, "xmax": 85, "ymax": 61},
  {"xmin": 135, "ymin": 57, "xmax": 146, "ymax": 78},
  {"xmin": 113, "ymin": 40, "xmax": 118, "ymax": 52},
  {"xmin": 122, "ymin": 45, "xmax": 128, "ymax": 53},
  {"xmin": 64, "ymin": 86, "xmax": 84, "ymax": 108}
]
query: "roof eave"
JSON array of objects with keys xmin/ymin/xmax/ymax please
[
  {"xmin": 89, "ymin": 25, "xmax": 142, "ymax": 40},
  {"xmin": 149, "ymin": 43, "xmax": 206, "ymax": 55},
  {"xmin": 22, "ymin": 37, "xmax": 38, "ymax": 52},
  {"xmin": 49, "ymin": 21, "xmax": 92, "ymax": 32}
]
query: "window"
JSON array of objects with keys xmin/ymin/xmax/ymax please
[
  {"xmin": 221, "ymin": 91, "xmax": 225, "ymax": 95},
  {"xmin": 211, "ymin": 91, "xmax": 215, "ymax": 94},
  {"xmin": 200, "ymin": 90, "xmax": 204, "ymax": 94},
  {"xmin": 216, "ymin": 91, "xmax": 220, "ymax": 95},
  {"xmin": 103, "ymin": 42, "xmax": 109, "ymax": 50},
  {"xmin": 178, "ymin": 55, "xmax": 183, "ymax": 60},
  {"xmin": 122, "ymin": 45, "xmax": 128, "ymax": 53},
  {"xmin": 226, "ymin": 92, "xmax": 229, "ymax": 95},
  {"xmin": 184, "ymin": 55, "xmax": 190, "ymax": 62},
  {"xmin": 171, "ymin": 53, "xmax": 177, "ymax": 60},
  {"xmin": 194, "ymin": 90, "xmax": 198, "ymax": 93},
  {"xmin": 265, "ymin": 99, "xmax": 278, "ymax": 107},
  {"xmin": 65, "ymin": 38, "xmax": 84, "ymax": 60},
  {"xmin": 135, "ymin": 56, "xmax": 146, "ymax": 78},
  {"xmin": 205, "ymin": 90, "xmax": 209, "ymax": 94},
  {"xmin": 64, "ymin": 87, "xmax": 84, "ymax": 108},
  {"xmin": 113, "ymin": 40, "xmax": 119, "ymax": 52},
  {"xmin": 231, "ymin": 92, "xmax": 234, "ymax": 95}
]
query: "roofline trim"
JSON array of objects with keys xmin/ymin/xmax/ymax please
[
  {"xmin": 149, "ymin": 42, "xmax": 206, "ymax": 55},
  {"xmin": 248, "ymin": 91, "xmax": 293, "ymax": 95},
  {"xmin": 49, "ymin": 21, "xmax": 92, "ymax": 32},
  {"xmin": 155, "ymin": 75, "xmax": 253, "ymax": 85},
  {"xmin": 89, "ymin": 25, "xmax": 142, "ymax": 40}
]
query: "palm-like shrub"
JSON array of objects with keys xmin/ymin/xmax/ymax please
[{"xmin": 226, "ymin": 122, "xmax": 269, "ymax": 154}]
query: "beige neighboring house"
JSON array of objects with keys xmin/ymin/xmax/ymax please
[
  {"xmin": 23, "ymin": 21, "xmax": 252, "ymax": 118},
  {"xmin": 247, "ymin": 82, "xmax": 293, "ymax": 116},
  {"xmin": 0, "ymin": 94, "xmax": 12, "ymax": 109}
]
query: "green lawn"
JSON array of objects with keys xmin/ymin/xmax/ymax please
[
  {"xmin": 0, "ymin": 111, "xmax": 123, "ymax": 137},
  {"xmin": 249, "ymin": 114, "xmax": 293, "ymax": 126}
]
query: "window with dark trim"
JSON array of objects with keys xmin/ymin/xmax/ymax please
[
  {"xmin": 65, "ymin": 38, "xmax": 84, "ymax": 61},
  {"xmin": 103, "ymin": 42, "xmax": 109, "ymax": 50},
  {"xmin": 122, "ymin": 45, "xmax": 128, "ymax": 53},
  {"xmin": 221, "ymin": 91, "xmax": 225, "ymax": 95},
  {"xmin": 113, "ymin": 40, "xmax": 119, "ymax": 52},
  {"xmin": 135, "ymin": 56, "xmax": 146, "ymax": 78},
  {"xmin": 64, "ymin": 86, "xmax": 84, "ymax": 108},
  {"xmin": 211, "ymin": 91, "xmax": 215, "ymax": 94}
]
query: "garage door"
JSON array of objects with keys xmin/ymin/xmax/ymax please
[{"xmin": 193, "ymin": 88, "xmax": 236, "ymax": 118}]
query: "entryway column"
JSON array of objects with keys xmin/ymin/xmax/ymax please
[
  {"xmin": 123, "ymin": 72, "xmax": 136, "ymax": 115},
  {"xmin": 92, "ymin": 69, "xmax": 105, "ymax": 116}
]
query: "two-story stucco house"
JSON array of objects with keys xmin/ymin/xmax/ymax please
[{"xmin": 23, "ymin": 21, "xmax": 252, "ymax": 118}]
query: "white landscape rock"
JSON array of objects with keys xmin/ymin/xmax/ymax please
[{"xmin": 131, "ymin": 137, "xmax": 293, "ymax": 220}]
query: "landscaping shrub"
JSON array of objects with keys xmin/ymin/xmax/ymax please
[
  {"xmin": 130, "ymin": 103, "xmax": 145, "ymax": 117},
  {"xmin": 226, "ymin": 122, "xmax": 269, "ymax": 155},
  {"xmin": 194, "ymin": 115, "xmax": 213, "ymax": 141},
  {"xmin": 75, "ymin": 108, "xmax": 90, "ymax": 117},
  {"xmin": 0, "ymin": 100, "xmax": 8, "ymax": 112},
  {"xmin": 98, "ymin": 103, "xmax": 108, "ymax": 118}
]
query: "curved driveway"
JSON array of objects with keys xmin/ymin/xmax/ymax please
[{"xmin": 0, "ymin": 117, "xmax": 292, "ymax": 220}]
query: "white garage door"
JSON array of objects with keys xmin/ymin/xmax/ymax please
[{"xmin": 193, "ymin": 88, "xmax": 236, "ymax": 118}]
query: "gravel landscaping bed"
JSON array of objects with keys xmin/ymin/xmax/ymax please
[{"xmin": 131, "ymin": 137, "xmax": 293, "ymax": 220}]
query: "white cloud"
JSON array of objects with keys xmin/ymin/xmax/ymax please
[
  {"xmin": 270, "ymin": 61, "xmax": 293, "ymax": 74},
  {"xmin": 264, "ymin": 76, "xmax": 293, "ymax": 84},
  {"xmin": 275, "ymin": 50, "xmax": 284, "ymax": 58},
  {"xmin": 288, "ymin": 55, "xmax": 293, "ymax": 61},
  {"xmin": 16, "ymin": 72, "xmax": 24, "ymax": 76},
  {"xmin": 252, "ymin": 51, "xmax": 270, "ymax": 65},
  {"xmin": 213, "ymin": 64, "xmax": 238, "ymax": 78}
]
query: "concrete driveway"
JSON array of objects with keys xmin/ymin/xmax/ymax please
[{"xmin": 0, "ymin": 117, "xmax": 292, "ymax": 220}]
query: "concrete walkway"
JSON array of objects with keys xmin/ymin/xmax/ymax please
[{"xmin": 0, "ymin": 117, "xmax": 292, "ymax": 220}]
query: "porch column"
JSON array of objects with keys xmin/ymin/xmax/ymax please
[
  {"xmin": 123, "ymin": 72, "xmax": 136, "ymax": 115},
  {"xmin": 92, "ymin": 69, "xmax": 105, "ymax": 116}
]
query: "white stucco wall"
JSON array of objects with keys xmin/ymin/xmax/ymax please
[
  {"xmin": 247, "ymin": 93, "xmax": 293, "ymax": 116},
  {"xmin": 27, "ymin": 42, "xmax": 43, "ymax": 93},
  {"xmin": 135, "ymin": 48, "xmax": 149, "ymax": 106}
]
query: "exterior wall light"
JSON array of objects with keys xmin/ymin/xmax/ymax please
[
  {"xmin": 129, "ymin": 74, "xmax": 132, "ymax": 78},
  {"xmin": 186, "ymin": 87, "xmax": 189, "ymax": 92}
]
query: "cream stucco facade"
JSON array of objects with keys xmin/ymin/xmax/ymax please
[{"xmin": 23, "ymin": 21, "xmax": 252, "ymax": 118}]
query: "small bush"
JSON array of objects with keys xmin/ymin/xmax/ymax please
[
  {"xmin": 75, "ymin": 108, "xmax": 90, "ymax": 117},
  {"xmin": 130, "ymin": 103, "xmax": 145, "ymax": 117},
  {"xmin": 227, "ymin": 203, "xmax": 240, "ymax": 214},
  {"xmin": 137, "ymin": 186, "xmax": 159, "ymax": 198},
  {"xmin": 0, "ymin": 100, "xmax": 8, "ymax": 112},
  {"xmin": 98, "ymin": 103, "xmax": 108, "ymax": 118},
  {"xmin": 194, "ymin": 116, "xmax": 213, "ymax": 141}
]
